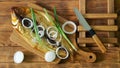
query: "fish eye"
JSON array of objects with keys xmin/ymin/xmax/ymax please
[{"xmin": 22, "ymin": 18, "xmax": 33, "ymax": 28}]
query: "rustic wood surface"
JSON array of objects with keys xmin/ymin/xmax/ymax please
[
  {"xmin": 0, "ymin": 0, "xmax": 119, "ymax": 68},
  {"xmin": 79, "ymin": 0, "xmax": 86, "ymax": 47}
]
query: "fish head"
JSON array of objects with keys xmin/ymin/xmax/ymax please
[{"xmin": 11, "ymin": 7, "xmax": 34, "ymax": 29}]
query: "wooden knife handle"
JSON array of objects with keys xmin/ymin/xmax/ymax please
[
  {"xmin": 76, "ymin": 49, "xmax": 96, "ymax": 62},
  {"xmin": 89, "ymin": 29, "xmax": 107, "ymax": 53},
  {"xmin": 92, "ymin": 34, "xmax": 107, "ymax": 53}
]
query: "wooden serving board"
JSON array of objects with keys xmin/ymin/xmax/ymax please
[
  {"xmin": 10, "ymin": 3, "xmax": 97, "ymax": 63},
  {"xmin": 0, "ymin": 0, "xmax": 119, "ymax": 68}
]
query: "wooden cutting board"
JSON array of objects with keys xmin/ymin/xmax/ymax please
[{"xmin": 0, "ymin": 0, "xmax": 120, "ymax": 68}]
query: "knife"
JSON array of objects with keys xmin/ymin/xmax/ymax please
[{"xmin": 74, "ymin": 8, "xmax": 107, "ymax": 53}]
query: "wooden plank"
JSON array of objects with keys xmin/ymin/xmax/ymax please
[
  {"xmin": 44, "ymin": 13, "xmax": 116, "ymax": 19},
  {"xmin": 78, "ymin": 26, "xmax": 118, "ymax": 31},
  {"xmin": 88, "ymin": 47, "xmax": 120, "ymax": 52},
  {"xmin": 0, "ymin": 63, "xmax": 119, "ymax": 68},
  {"xmin": 79, "ymin": 63, "xmax": 120, "ymax": 68},
  {"xmin": 0, "ymin": 2, "xmax": 27, "ymax": 16},
  {"xmin": 115, "ymin": 0, "xmax": 120, "ymax": 47},
  {"xmin": 0, "ymin": 16, "xmax": 10, "ymax": 24},
  {"xmin": 0, "ymin": 0, "xmax": 35, "ymax": 2},
  {"xmin": 0, "ymin": 15, "xmax": 77, "ymax": 27},
  {"xmin": 0, "ymin": 0, "xmax": 75, "ymax": 1},
  {"xmin": 0, "ymin": 25, "xmax": 13, "ymax": 32},
  {"xmin": 0, "ymin": 32, "xmax": 12, "ymax": 46},
  {"xmin": 1, "ymin": 63, "xmax": 120, "ymax": 68},
  {"xmin": 0, "ymin": 9, "xmax": 77, "ymax": 16},
  {"xmin": 0, "ymin": 16, "xmax": 77, "ymax": 29},
  {"xmin": 107, "ymin": 0, "xmax": 115, "ymax": 47},
  {"xmin": 77, "ymin": 38, "xmax": 117, "ymax": 44},
  {"xmin": 0, "ymin": 16, "xmax": 13, "ymax": 32},
  {"xmin": 79, "ymin": 0, "xmax": 86, "ymax": 47},
  {"xmin": 36, "ymin": 0, "xmax": 79, "ymax": 10},
  {"xmin": 0, "ymin": 46, "xmax": 119, "ymax": 63},
  {"xmin": 86, "ymin": 19, "xmax": 108, "ymax": 25},
  {"xmin": 86, "ymin": 0, "xmax": 107, "ymax": 13},
  {"xmin": 0, "ymin": 46, "xmax": 45, "ymax": 63},
  {"xmin": 0, "ymin": 1, "xmax": 79, "ymax": 16},
  {"xmin": 83, "ymin": 13, "xmax": 117, "ymax": 19}
]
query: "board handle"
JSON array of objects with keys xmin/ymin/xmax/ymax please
[
  {"xmin": 92, "ymin": 34, "xmax": 107, "ymax": 53},
  {"xmin": 76, "ymin": 49, "xmax": 96, "ymax": 62}
]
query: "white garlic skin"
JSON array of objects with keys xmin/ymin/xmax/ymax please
[
  {"xmin": 44, "ymin": 51, "xmax": 56, "ymax": 62},
  {"xmin": 13, "ymin": 51, "xmax": 24, "ymax": 64}
]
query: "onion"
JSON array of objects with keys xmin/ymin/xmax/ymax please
[
  {"xmin": 37, "ymin": 25, "xmax": 45, "ymax": 38},
  {"xmin": 46, "ymin": 26, "xmax": 62, "ymax": 46},
  {"xmin": 62, "ymin": 21, "xmax": 76, "ymax": 34},
  {"xmin": 56, "ymin": 46, "xmax": 69, "ymax": 59},
  {"xmin": 22, "ymin": 18, "xmax": 33, "ymax": 28},
  {"xmin": 46, "ymin": 26, "xmax": 58, "ymax": 40},
  {"xmin": 48, "ymin": 31, "xmax": 58, "ymax": 40},
  {"xmin": 30, "ymin": 25, "xmax": 45, "ymax": 38},
  {"xmin": 47, "ymin": 38, "xmax": 56, "ymax": 46}
]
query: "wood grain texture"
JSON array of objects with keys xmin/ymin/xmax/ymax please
[
  {"xmin": 78, "ymin": 26, "xmax": 118, "ymax": 31},
  {"xmin": 92, "ymin": 34, "xmax": 107, "ymax": 53},
  {"xmin": 77, "ymin": 38, "xmax": 117, "ymax": 44},
  {"xmin": 83, "ymin": 13, "xmax": 117, "ymax": 19},
  {"xmin": 0, "ymin": 0, "xmax": 119, "ymax": 68},
  {"xmin": 115, "ymin": 0, "xmax": 120, "ymax": 47},
  {"xmin": 107, "ymin": 0, "xmax": 115, "ymax": 47},
  {"xmin": 0, "ymin": 63, "xmax": 120, "ymax": 68},
  {"xmin": 79, "ymin": 0, "xmax": 86, "ymax": 47},
  {"xmin": 0, "ymin": 46, "xmax": 119, "ymax": 65},
  {"xmin": 85, "ymin": 0, "xmax": 117, "ymax": 48}
]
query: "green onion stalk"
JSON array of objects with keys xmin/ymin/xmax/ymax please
[
  {"xmin": 53, "ymin": 7, "xmax": 77, "ymax": 51},
  {"xmin": 44, "ymin": 8, "xmax": 77, "ymax": 51},
  {"xmin": 30, "ymin": 8, "xmax": 52, "ymax": 51}
]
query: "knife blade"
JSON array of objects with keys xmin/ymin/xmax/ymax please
[{"xmin": 74, "ymin": 8, "xmax": 107, "ymax": 53}]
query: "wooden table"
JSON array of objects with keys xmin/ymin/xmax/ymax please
[{"xmin": 0, "ymin": 0, "xmax": 119, "ymax": 68}]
